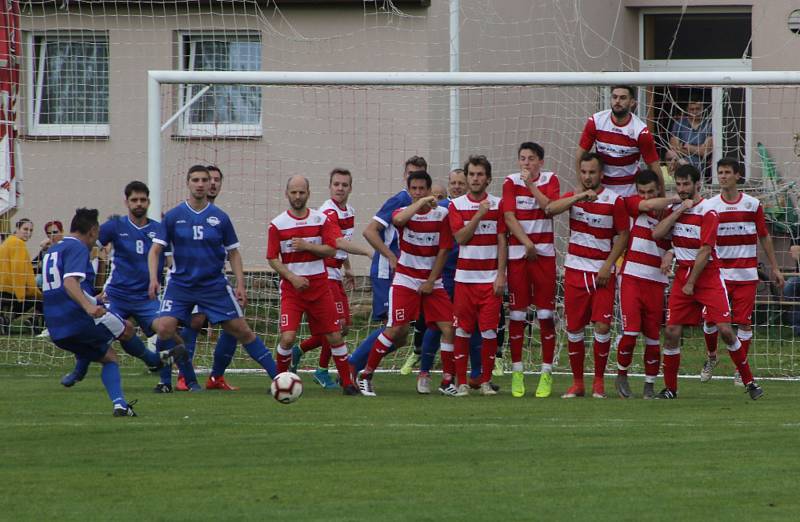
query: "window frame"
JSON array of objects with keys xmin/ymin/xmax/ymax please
[
  {"xmin": 177, "ymin": 31, "xmax": 263, "ymax": 138},
  {"xmin": 25, "ymin": 31, "xmax": 111, "ymax": 137}
]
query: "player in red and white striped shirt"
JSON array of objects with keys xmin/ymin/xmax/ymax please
[
  {"xmin": 357, "ymin": 171, "xmax": 456, "ymax": 396},
  {"xmin": 700, "ymin": 158, "xmax": 784, "ymax": 385},
  {"xmin": 449, "ymin": 155, "xmax": 507, "ymax": 396},
  {"xmin": 576, "ymin": 85, "xmax": 661, "ymax": 197},
  {"xmin": 502, "ymin": 142, "xmax": 560, "ymax": 398},
  {"xmin": 293, "ymin": 168, "xmax": 372, "ymax": 389},
  {"xmin": 266, "ymin": 175, "xmax": 358, "ymax": 395},
  {"xmin": 546, "ymin": 152, "xmax": 629, "ymax": 399},
  {"xmin": 653, "ymin": 164, "xmax": 763, "ymax": 400},
  {"xmin": 615, "ymin": 169, "xmax": 681, "ymax": 399}
]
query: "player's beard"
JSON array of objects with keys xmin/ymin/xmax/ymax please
[
  {"xmin": 130, "ymin": 207, "xmax": 147, "ymax": 219},
  {"xmin": 611, "ymin": 106, "xmax": 629, "ymax": 119}
]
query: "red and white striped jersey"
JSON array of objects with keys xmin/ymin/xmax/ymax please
[
  {"xmin": 664, "ymin": 198, "xmax": 720, "ymax": 271},
  {"xmin": 319, "ymin": 198, "xmax": 355, "ymax": 281},
  {"xmin": 620, "ymin": 196, "xmax": 671, "ymax": 284},
  {"xmin": 501, "ymin": 171, "xmax": 560, "ymax": 259},
  {"xmin": 266, "ymin": 208, "xmax": 341, "ymax": 281},
  {"xmin": 579, "ymin": 109, "xmax": 659, "ymax": 197},
  {"xmin": 563, "ymin": 188, "xmax": 629, "ymax": 274},
  {"xmin": 708, "ymin": 192, "xmax": 769, "ymax": 282},
  {"xmin": 390, "ymin": 205, "xmax": 453, "ymax": 290},
  {"xmin": 448, "ymin": 193, "xmax": 506, "ymax": 284}
]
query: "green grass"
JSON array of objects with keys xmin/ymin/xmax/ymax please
[{"xmin": 2, "ymin": 366, "xmax": 798, "ymax": 521}]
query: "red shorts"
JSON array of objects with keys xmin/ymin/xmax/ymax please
[
  {"xmin": 563, "ymin": 269, "xmax": 616, "ymax": 332},
  {"xmin": 667, "ymin": 267, "xmax": 731, "ymax": 326},
  {"xmin": 453, "ymin": 282, "xmax": 502, "ymax": 334},
  {"xmin": 387, "ymin": 285, "xmax": 453, "ymax": 327},
  {"xmin": 619, "ymin": 275, "xmax": 666, "ymax": 339},
  {"xmin": 279, "ymin": 279, "xmax": 340, "ymax": 336},
  {"xmin": 327, "ymin": 279, "xmax": 352, "ymax": 327},
  {"xmin": 724, "ymin": 280, "xmax": 758, "ymax": 326},
  {"xmin": 507, "ymin": 256, "xmax": 557, "ymax": 311}
]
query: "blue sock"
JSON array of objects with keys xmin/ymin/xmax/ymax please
[
  {"xmin": 348, "ymin": 327, "xmax": 385, "ymax": 374},
  {"xmin": 155, "ymin": 338, "xmax": 175, "ymax": 385},
  {"xmin": 211, "ymin": 331, "xmax": 238, "ymax": 378},
  {"xmin": 72, "ymin": 356, "xmax": 91, "ymax": 378},
  {"xmin": 469, "ymin": 330, "xmax": 482, "ymax": 378},
  {"xmin": 180, "ymin": 326, "xmax": 199, "ymax": 362},
  {"xmin": 420, "ymin": 329, "xmax": 441, "ymax": 373},
  {"xmin": 121, "ymin": 336, "xmax": 161, "ymax": 367},
  {"xmin": 101, "ymin": 361, "xmax": 126, "ymax": 407},
  {"xmin": 244, "ymin": 336, "xmax": 277, "ymax": 378}
]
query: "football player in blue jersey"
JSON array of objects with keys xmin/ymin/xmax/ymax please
[
  {"xmin": 148, "ymin": 165, "xmax": 276, "ymax": 387},
  {"xmin": 43, "ymin": 208, "xmax": 183, "ymax": 416}
]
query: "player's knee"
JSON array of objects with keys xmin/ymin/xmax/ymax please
[
  {"xmin": 594, "ymin": 322, "xmax": 610, "ymax": 335},
  {"xmin": 664, "ymin": 325, "xmax": 681, "ymax": 342},
  {"xmin": 100, "ymin": 347, "xmax": 119, "ymax": 364},
  {"xmin": 190, "ymin": 313, "xmax": 207, "ymax": 331},
  {"xmin": 717, "ymin": 324, "xmax": 735, "ymax": 344},
  {"xmin": 340, "ymin": 325, "xmax": 350, "ymax": 337},
  {"xmin": 509, "ymin": 310, "xmax": 526, "ymax": 322},
  {"xmin": 280, "ymin": 331, "xmax": 297, "ymax": 348},
  {"xmin": 325, "ymin": 331, "xmax": 344, "ymax": 346},
  {"xmin": 118, "ymin": 320, "xmax": 136, "ymax": 342}
]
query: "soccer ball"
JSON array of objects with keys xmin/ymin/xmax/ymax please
[{"xmin": 270, "ymin": 372, "xmax": 303, "ymax": 404}]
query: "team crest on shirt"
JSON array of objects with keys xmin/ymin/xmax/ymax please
[
  {"xmin": 147, "ymin": 231, "xmax": 156, "ymax": 239},
  {"xmin": 206, "ymin": 216, "xmax": 220, "ymax": 226}
]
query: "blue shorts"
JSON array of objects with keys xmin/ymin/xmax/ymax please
[
  {"xmin": 371, "ymin": 276, "xmax": 391, "ymax": 322},
  {"xmin": 107, "ymin": 295, "xmax": 160, "ymax": 337},
  {"xmin": 53, "ymin": 312, "xmax": 126, "ymax": 361},
  {"xmin": 159, "ymin": 282, "xmax": 243, "ymax": 325}
]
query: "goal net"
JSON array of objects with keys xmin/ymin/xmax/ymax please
[{"xmin": 3, "ymin": 1, "xmax": 800, "ymax": 381}]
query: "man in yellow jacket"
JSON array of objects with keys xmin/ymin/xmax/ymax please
[{"xmin": 0, "ymin": 219, "xmax": 43, "ymax": 334}]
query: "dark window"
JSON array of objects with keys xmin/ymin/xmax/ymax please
[{"xmin": 643, "ymin": 13, "xmax": 751, "ymax": 60}]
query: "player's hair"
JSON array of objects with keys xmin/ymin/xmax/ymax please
[
  {"xmin": 70, "ymin": 208, "xmax": 100, "ymax": 234},
  {"xmin": 206, "ymin": 164, "xmax": 223, "ymax": 179},
  {"xmin": 634, "ymin": 169, "xmax": 661, "ymax": 187},
  {"xmin": 406, "ymin": 170, "xmax": 432, "ymax": 188},
  {"xmin": 405, "ymin": 155, "xmax": 428, "ymax": 170},
  {"xmin": 329, "ymin": 168, "xmax": 352, "ymax": 185},
  {"xmin": 186, "ymin": 164, "xmax": 210, "ymax": 181},
  {"xmin": 449, "ymin": 168, "xmax": 465, "ymax": 176},
  {"xmin": 464, "ymin": 155, "xmax": 492, "ymax": 179},
  {"xmin": 717, "ymin": 156, "xmax": 742, "ymax": 175},
  {"xmin": 44, "ymin": 220, "xmax": 63, "ymax": 234},
  {"xmin": 674, "ymin": 164, "xmax": 701, "ymax": 183},
  {"xmin": 124, "ymin": 181, "xmax": 150, "ymax": 198},
  {"xmin": 518, "ymin": 141, "xmax": 545, "ymax": 160},
  {"xmin": 610, "ymin": 84, "xmax": 636, "ymax": 98},
  {"xmin": 579, "ymin": 151, "xmax": 604, "ymax": 170}
]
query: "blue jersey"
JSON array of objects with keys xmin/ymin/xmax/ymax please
[
  {"xmin": 99, "ymin": 216, "xmax": 165, "ymax": 301},
  {"xmin": 369, "ymin": 190, "xmax": 412, "ymax": 280},
  {"xmin": 42, "ymin": 237, "xmax": 99, "ymax": 340},
  {"xmin": 155, "ymin": 201, "xmax": 239, "ymax": 290}
]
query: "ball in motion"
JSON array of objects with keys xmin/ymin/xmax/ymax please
[{"xmin": 271, "ymin": 372, "xmax": 303, "ymax": 404}]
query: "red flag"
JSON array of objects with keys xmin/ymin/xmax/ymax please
[{"xmin": 0, "ymin": 0, "xmax": 20, "ymax": 213}]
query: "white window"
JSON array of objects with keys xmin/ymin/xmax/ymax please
[
  {"xmin": 178, "ymin": 32, "xmax": 262, "ymax": 137},
  {"xmin": 26, "ymin": 32, "xmax": 110, "ymax": 137}
]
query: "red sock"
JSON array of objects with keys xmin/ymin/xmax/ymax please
[
  {"xmin": 440, "ymin": 345, "xmax": 455, "ymax": 384},
  {"xmin": 300, "ymin": 335, "xmax": 323, "ymax": 353},
  {"xmin": 593, "ymin": 335, "xmax": 610, "ymax": 381},
  {"xmin": 330, "ymin": 343, "xmax": 353, "ymax": 387},
  {"xmin": 363, "ymin": 332, "xmax": 393, "ymax": 375},
  {"xmin": 276, "ymin": 348, "xmax": 292, "ymax": 374},
  {"xmin": 480, "ymin": 336, "xmax": 498, "ymax": 383},
  {"xmin": 704, "ymin": 326, "xmax": 718, "ymax": 358},
  {"xmin": 662, "ymin": 350, "xmax": 681, "ymax": 392},
  {"xmin": 616, "ymin": 335, "xmax": 636, "ymax": 375},
  {"xmin": 644, "ymin": 344, "xmax": 660, "ymax": 378},
  {"xmin": 567, "ymin": 339, "xmax": 585, "ymax": 385},
  {"xmin": 509, "ymin": 319, "xmax": 525, "ymax": 364},
  {"xmin": 739, "ymin": 337, "xmax": 752, "ymax": 358},
  {"xmin": 454, "ymin": 335, "xmax": 470, "ymax": 385},
  {"xmin": 728, "ymin": 342, "xmax": 754, "ymax": 385},
  {"xmin": 319, "ymin": 339, "xmax": 332, "ymax": 368},
  {"xmin": 539, "ymin": 317, "xmax": 556, "ymax": 365}
]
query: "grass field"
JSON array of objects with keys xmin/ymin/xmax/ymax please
[{"xmin": 2, "ymin": 365, "xmax": 798, "ymax": 521}]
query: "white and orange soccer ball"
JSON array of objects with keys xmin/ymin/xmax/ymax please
[{"xmin": 270, "ymin": 372, "xmax": 303, "ymax": 404}]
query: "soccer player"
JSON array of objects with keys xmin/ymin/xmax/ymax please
[
  {"xmin": 652, "ymin": 164, "xmax": 763, "ymax": 400},
  {"xmin": 576, "ymin": 85, "xmax": 661, "ymax": 196},
  {"xmin": 615, "ymin": 170, "xmax": 680, "ymax": 399},
  {"xmin": 292, "ymin": 168, "xmax": 372, "ymax": 388},
  {"xmin": 356, "ymin": 171, "xmax": 455, "ymax": 396},
  {"xmin": 449, "ymin": 155, "xmax": 507, "ymax": 396},
  {"xmin": 43, "ymin": 208, "xmax": 181, "ymax": 416},
  {"xmin": 502, "ymin": 142, "xmax": 560, "ymax": 398},
  {"xmin": 268, "ymin": 176, "xmax": 358, "ymax": 395},
  {"xmin": 546, "ymin": 152, "xmax": 629, "ymax": 399},
  {"xmin": 701, "ymin": 158, "xmax": 784, "ymax": 385},
  {"xmin": 148, "ymin": 165, "xmax": 277, "ymax": 387}
]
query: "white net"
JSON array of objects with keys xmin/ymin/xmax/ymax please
[{"xmin": 3, "ymin": 1, "xmax": 800, "ymax": 379}]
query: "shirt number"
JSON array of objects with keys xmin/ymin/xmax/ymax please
[
  {"xmin": 41, "ymin": 252, "xmax": 62, "ymax": 291},
  {"xmin": 193, "ymin": 225, "xmax": 204, "ymax": 240},
  {"xmin": 136, "ymin": 239, "xmax": 144, "ymax": 254}
]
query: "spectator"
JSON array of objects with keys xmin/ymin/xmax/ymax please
[
  {"xmin": 0, "ymin": 219, "xmax": 43, "ymax": 333},
  {"xmin": 784, "ymin": 246, "xmax": 800, "ymax": 336},
  {"xmin": 670, "ymin": 97, "xmax": 713, "ymax": 181},
  {"xmin": 33, "ymin": 220, "xmax": 64, "ymax": 284}
]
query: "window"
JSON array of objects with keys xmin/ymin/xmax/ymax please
[
  {"xmin": 27, "ymin": 32, "xmax": 110, "ymax": 136},
  {"xmin": 179, "ymin": 32, "xmax": 262, "ymax": 137}
]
